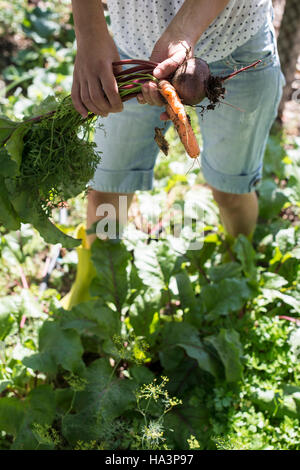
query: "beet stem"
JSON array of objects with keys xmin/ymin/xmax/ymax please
[
  {"xmin": 117, "ymin": 70, "xmax": 154, "ymax": 81},
  {"xmin": 115, "ymin": 65, "xmax": 155, "ymax": 78},
  {"xmin": 220, "ymin": 100, "xmax": 245, "ymax": 113},
  {"xmin": 113, "ymin": 59, "xmax": 159, "ymax": 67},
  {"xmin": 119, "ymin": 80, "xmax": 149, "ymax": 91},
  {"xmin": 278, "ymin": 315, "xmax": 300, "ymax": 325},
  {"xmin": 118, "ymin": 74, "xmax": 156, "ymax": 85},
  {"xmin": 221, "ymin": 60, "xmax": 262, "ymax": 82}
]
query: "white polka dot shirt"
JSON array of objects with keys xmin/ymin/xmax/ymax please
[{"xmin": 106, "ymin": 0, "xmax": 273, "ymax": 63}]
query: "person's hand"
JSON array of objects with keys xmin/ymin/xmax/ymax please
[
  {"xmin": 71, "ymin": 34, "xmax": 124, "ymax": 118},
  {"xmin": 137, "ymin": 35, "xmax": 194, "ymax": 120}
]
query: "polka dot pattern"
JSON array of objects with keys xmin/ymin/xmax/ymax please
[{"xmin": 106, "ymin": 0, "xmax": 272, "ymax": 63}]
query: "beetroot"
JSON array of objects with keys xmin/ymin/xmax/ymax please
[
  {"xmin": 171, "ymin": 57, "xmax": 261, "ymax": 109},
  {"xmin": 171, "ymin": 58, "xmax": 210, "ymax": 105}
]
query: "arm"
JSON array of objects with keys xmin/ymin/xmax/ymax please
[
  {"xmin": 162, "ymin": 0, "xmax": 231, "ymax": 51},
  {"xmin": 71, "ymin": 0, "xmax": 123, "ymax": 117},
  {"xmin": 138, "ymin": 0, "xmax": 230, "ymax": 108}
]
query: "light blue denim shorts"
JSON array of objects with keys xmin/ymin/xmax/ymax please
[{"xmin": 89, "ymin": 19, "xmax": 285, "ymax": 194}]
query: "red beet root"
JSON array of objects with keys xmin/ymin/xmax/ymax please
[
  {"xmin": 171, "ymin": 57, "xmax": 210, "ymax": 105},
  {"xmin": 171, "ymin": 57, "xmax": 261, "ymax": 108}
]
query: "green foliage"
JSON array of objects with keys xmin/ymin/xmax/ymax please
[
  {"xmin": 23, "ymin": 320, "xmax": 85, "ymax": 375},
  {"xmin": 91, "ymin": 239, "xmax": 131, "ymax": 312},
  {"xmin": 1, "ymin": 209, "xmax": 299, "ymax": 449},
  {"xmin": 205, "ymin": 329, "xmax": 243, "ymax": 382},
  {"xmin": 0, "ymin": 96, "xmax": 101, "ymax": 248}
]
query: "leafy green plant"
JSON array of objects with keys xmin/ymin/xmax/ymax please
[
  {"xmin": 0, "ymin": 95, "xmax": 101, "ymax": 248},
  {"xmin": 0, "ymin": 211, "xmax": 299, "ymax": 449}
]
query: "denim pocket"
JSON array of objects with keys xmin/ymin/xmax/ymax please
[{"xmin": 226, "ymin": 20, "xmax": 278, "ymax": 69}]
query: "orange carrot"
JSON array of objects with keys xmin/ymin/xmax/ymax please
[{"xmin": 158, "ymin": 79, "xmax": 200, "ymax": 159}]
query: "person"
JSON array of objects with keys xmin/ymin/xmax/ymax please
[{"xmin": 62, "ymin": 0, "xmax": 285, "ymax": 309}]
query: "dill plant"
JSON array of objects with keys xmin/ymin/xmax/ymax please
[{"xmin": 134, "ymin": 377, "xmax": 182, "ymax": 450}]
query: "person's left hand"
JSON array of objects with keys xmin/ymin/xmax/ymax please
[{"xmin": 137, "ymin": 35, "xmax": 194, "ymax": 119}]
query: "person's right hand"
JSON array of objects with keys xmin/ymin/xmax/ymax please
[{"xmin": 71, "ymin": 35, "xmax": 124, "ymax": 118}]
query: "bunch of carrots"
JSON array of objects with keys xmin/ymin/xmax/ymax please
[{"xmin": 113, "ymin": 58, "xmax": 201, "ymax": 159}]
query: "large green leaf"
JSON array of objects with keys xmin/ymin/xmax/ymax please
[
  {"xmin": 207, "ymin": 262, "xmax": 242, "ymax": 283},
  {"xmin": 0, "ymin": 116, "xmax": 18, "ymax": 146},
  {"xmin": 22, "ymin": 351, "xmax": 57, "ymax": 375},
  {"xmin": 0, "ymin": 310, "xmax": 15, "ymax": 341},
  {"xmin": 0, "ymin": 147, "xmax": 18, "ymax": 177},
  {"xmin": 134, "ymin": 242, "xmax": 178, "ymax": 291},
  {"xmin": 184, "ymin": 241, "xmax": 216, "ymax": 276},
  {"xmin": 91, "ymin": 239, "xmax": 131, "ymax": 312},
  {"xmin": 0, "ymin": 295, "xmax": 25, "ymax": 340},
  {"xmin": 278, "ymin": 257, "xmax": 299, "ymax": 284},
  {"xmin": 5, "ymin": 124, "xmax": 28, "ymax": 169},
  {"xmin": 160, "ymin": 322, "xmax": 220, "ymax": 378},
  {"xmin": 12, "ymin": 385, "xmax": 56, "ymax": 450},
  {"xmin": 129, "ymin": 292, "xmax": 160, "ymax": 341},
  {"xmin": 0, "ymin": 398, "xmax": 26, "ymax": 436},
  {"xmin": 263, "ymin": 134, "xmax": 286, "ymax": 180},
  {"xmin": 205, "ymin": 329, "xmax": 243, "ymax": 382},
  {"xmin": 60, "ymin": 300, "xmax": 121, "ymax": 340},
  {"xmin": 61, "ymin": 407, "xmax": 103, "ymax": 445},
  {"xmin": 62, "ymin": 358, "xmax": 136, "ymax": 445},
  {"xmin": 0, "ymin": 176, "xmax": 21, "ymax": 231},
  {"xmin": 233, "ymin": 235, "xmax": 257, "ymax": 280},
  {"xmin": 164, "ymin": 404, "xmax": 210, "ymax": 450},
  {"xmin": 23, "ymin": 320, "xmax": 84, "ymax": 374},
  {"xmin": 258, "ymin": 179, "xmax": 288, "ymax": 220},
  {"xmin": 32, "ymin": 211, "xmax": 81, "ymax": 249},
  {"xmin": 176, "ymin": 270, "xmax": 203, "ymax": 328},
  {"xmin": 176, "ymin": 271, "xmax": 198, "ymax": 313},
  {"xmin": 10, "ymin": 190, "xmax": 80, "ymax": 249},
  {"xmin": 201, "ymin": 278, "xmax": 252, "ymax": 319},
  {"xmin": 27, "ymin": 385, "xmax": 56, "ymax": 424},
  {"xmin": 55, "ymin": 388, "xmax": 74, "ymax": 416},
  {"xmin": 159, "ymin": 346, "xmax": 186, "ymax": 371}
]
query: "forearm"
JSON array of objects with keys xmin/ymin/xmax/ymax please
[
  {"xmin": 71, "ymin": 0, "xmax": 110, "ymax": 44},
  {"xmin": 71, "ymin": 0, "xmax": 123, "ymax": 118},
  {"xmin": 165, "ymin": 0, "xmax": 231, "ymax": 44}
]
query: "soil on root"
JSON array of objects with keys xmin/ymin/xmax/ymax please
[
  {"xmin": 204, "ymin": 75, "xmax": 226, "ymax": 110},
  {"xmin": 154, "ymin": 126, "xmax": 169, "ymax": 156}
]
